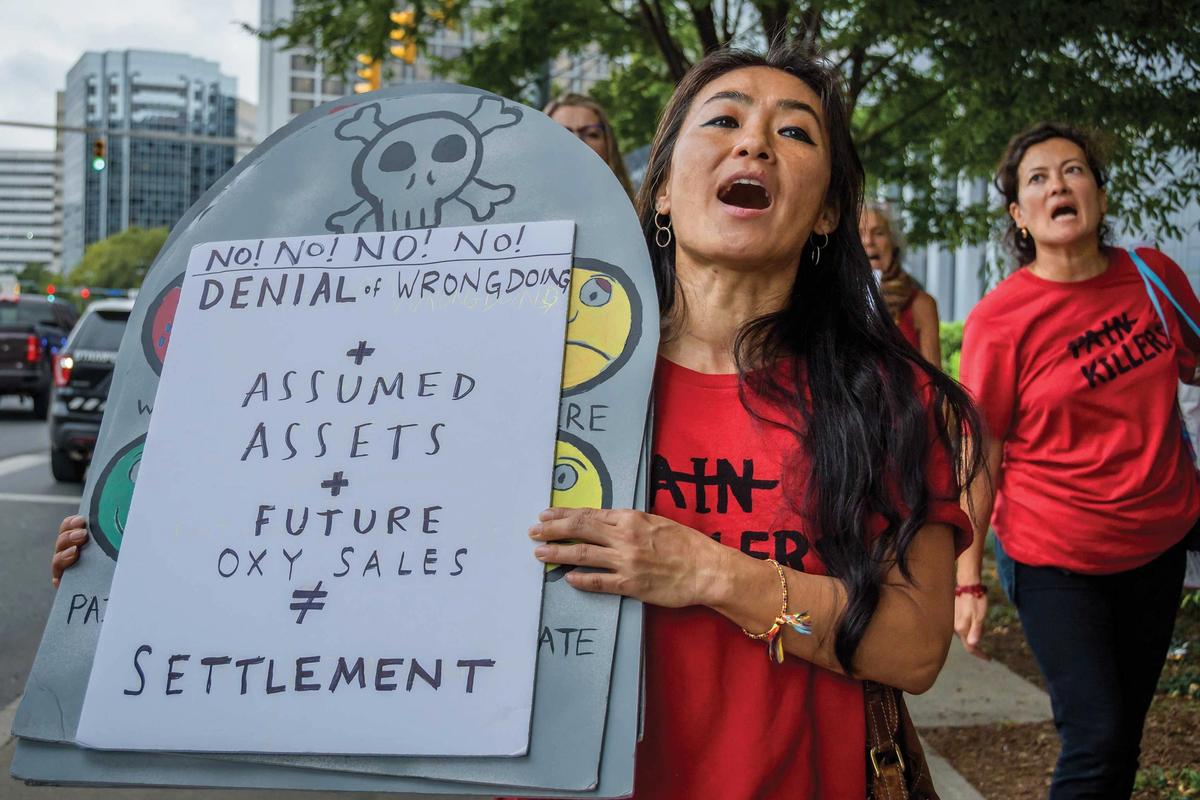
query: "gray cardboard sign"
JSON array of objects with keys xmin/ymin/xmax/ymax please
[{"xmin": 13, "ymin": 82, "xmax": 654, "ymax": 795}]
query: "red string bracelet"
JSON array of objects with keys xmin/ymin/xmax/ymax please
[{"xmin": 954, "ymin": 583, "xmax": 987, "ymax": 598}]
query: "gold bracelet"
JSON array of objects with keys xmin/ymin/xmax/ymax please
[
  {"xmin": 742, "ymin": 558, "xmax": 788, "ymax": 640},
  {"xmin": 740, "ymin": 558, "xmax": 814, "ymax": 664}
]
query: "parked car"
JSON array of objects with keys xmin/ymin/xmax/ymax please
[
  {"xmin": 49, "ymin": 298, "xmax": 134, "ymax": 482},
  {"xmin": 0, "ymin": 294, "xmax": 77, "ymax": 418}
]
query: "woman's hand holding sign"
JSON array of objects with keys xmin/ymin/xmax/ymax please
[
  {"xmin": 530, "ymin": 507, "xmax": 729, "ymax": 609},
  {"xmin": 52, "ymin": 515, "xmax": 89, "ymax": 588}
]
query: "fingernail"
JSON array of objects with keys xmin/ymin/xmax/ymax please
[
  {"xmin": 528, "ymin": 525, "xmax": 541, "ymax": 539},
  {"xmin": 70, "ymin": 530, "xmax": 87, "ymax": 542},
  {"xmin": 533, "ymin": 545, "xmax": 550, "ymax": 559},
  {"xmin": 538, "ymin": 509, "xmax": 554, "ymax": 521},
  {"xmin": 64, "ymin": 546, "xmax": 77, "ymax": 557}
]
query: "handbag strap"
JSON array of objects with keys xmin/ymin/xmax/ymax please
[
  {"xmin": 1130, "ymin": 248, "xmax": 1200, "ymax": 465},
  {"xmin": 864, "ymin": 681, "xmax": 909, "ymax": 799},
  {"xmin": 1129, "ymin": 248, "xmax": 1200, "ymax": 340}
]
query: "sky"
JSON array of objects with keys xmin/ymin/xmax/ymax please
[{"xmin": 0, "ymin": 0, "xmax": 260, "ymax": 150}]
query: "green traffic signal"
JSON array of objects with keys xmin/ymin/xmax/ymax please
[{"xmin": 91, "ymin": 156, "xmax": 106, "ymax": 171}]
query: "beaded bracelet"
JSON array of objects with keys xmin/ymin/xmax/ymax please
[
  {"xmin": 954, "ymin": 583, "xmax": 987, "ymax": 598},
  {"xmin": 741, "ymin": 558, "xmax": 814, "ymax": 664}
]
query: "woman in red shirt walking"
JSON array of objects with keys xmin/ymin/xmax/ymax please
[
  {"xmin": 956, "ymin": 122, "xmax": 1200, "ymax": 800},
  {"xmin": 859, "ymin": 202, "xmax": 942, "ymax": 367}
]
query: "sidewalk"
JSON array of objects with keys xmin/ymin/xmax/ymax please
[
  {"xmin": 4, "ymin": 646, "xmax": 1050, "ymax": 800},
  {"xmin": 909, "ymin": 642, "xmax": 1054, "ymax": 800}
]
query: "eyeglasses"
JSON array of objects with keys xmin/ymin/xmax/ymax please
[{"xmin": 561, "ymin": 123, "xmax": 607, "ymax": 143}]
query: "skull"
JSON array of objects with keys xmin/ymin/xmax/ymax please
[
  {"xmin": 327, "ymin": 98, "xmax": 521, "ymax": 234},
  {"xmin": 358, "ymin": 112, "xmax": 481, "ymax": 230}
]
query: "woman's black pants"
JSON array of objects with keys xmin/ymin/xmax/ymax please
[{"xmin": 1012, "ymin": 537, "xmax": 1187, "ymax": 800}]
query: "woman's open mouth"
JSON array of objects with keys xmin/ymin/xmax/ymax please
[
  {"xmin": 1050, "ymin": 204, "xmax": 1078, "ymax": 220},
  {"xmin": 718, "ymin": 177, "xmax": 772, "ymax": 210}
]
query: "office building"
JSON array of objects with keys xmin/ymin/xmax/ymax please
[
  {"xmin": 61, "ymin": 49, "xmax": 237, "ymax": 269},
  {"xmin": 0, "ymin": 149, "xmax": 61, "ymax": 276}
]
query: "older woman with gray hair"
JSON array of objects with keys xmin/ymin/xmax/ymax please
[{"xmin": 858, "ymin": 202, "xmax": 941, "ymax": 367}]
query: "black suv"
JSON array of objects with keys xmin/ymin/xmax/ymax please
[
  {"xmin": 49, "ymin": 298, "xmax": 133, "ymax": 482},
  {"xmin": 0, "ymin": 294, "xmax": 77, "ymax": 418}
]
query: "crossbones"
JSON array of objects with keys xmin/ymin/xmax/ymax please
[{"xmin": 326, "ymin": 95, "xmax": 522, "ymax": 233}]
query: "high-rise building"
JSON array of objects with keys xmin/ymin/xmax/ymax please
[
  {"xmin": 61, "ymin": 50, "xmax": 237, "ymax": 270},
  {"xmin": 0, "ymin": 150, "xmax": 61, "ymax": 276},
  {"xmin": 236, "ymin": 98, "xmax": 259, "ymax": 161},
  {"xmin": 258, "ymin": 0, "xmax": 350, "ymax": 140}
]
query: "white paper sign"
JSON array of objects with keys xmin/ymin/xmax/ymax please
[{"xmin": 77, "ymin": 221, "xmax": 574, "ymax": 756}]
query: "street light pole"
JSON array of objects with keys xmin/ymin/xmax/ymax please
[{"xmin": 0, "ymin": 119, "xmax": 257, "ymax": 149}]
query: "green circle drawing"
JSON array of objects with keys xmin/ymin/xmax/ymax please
[{"xmin": 88, "ymin": 435, "xmax": 146, "ymax": 560}]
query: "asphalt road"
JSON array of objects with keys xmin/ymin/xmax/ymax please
[{"xmin": 0, "ymin": 395, "xmax": 81, "ymax": 710}]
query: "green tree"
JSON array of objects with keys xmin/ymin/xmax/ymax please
[
  {"xmin": 251, "ymin": 1, "xmax": 1200, "ymax": 251},
  {"xmin": 69, "ymin": 227, "xmax": 168, "ymax": 290},
  {"xmin": 16, "ymin": 261, "xmax": 56, "ymax": 291}
]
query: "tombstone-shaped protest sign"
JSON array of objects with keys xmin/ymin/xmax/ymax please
[{"xmin": 14, "ymin": 83, "xmax": 655, "ymax": 794}]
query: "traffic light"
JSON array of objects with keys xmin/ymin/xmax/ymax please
[
  {"xmin": 354, "ymin": 53, "xmax": 382, "ymax": 93},
  {"xmin": 79, "ymin": 287, "xmax": 91, "ymax": 300},
  {"xmin": 389, "ymin": 8, "xmax": 418, "ymax": 64},
  {"xmin": 91, "ymin": 138, "xmax": 106, "ymax": 171}
]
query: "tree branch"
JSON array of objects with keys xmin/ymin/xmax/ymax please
[
  {"xmin": 846, "ymin": 45, "xmax": 866, "ymax": 107},
  {"xmin": 636, "ymin": 0, "xmax": 690, "ymax": 80},
  {"xmin": 725, "ymin": 0, "xmax": 749, "ymax": 41},
  {"xmin": 858, "ymin": 86, "xmax": 951, "ymax": 146},
  {"xmin": 800, "ymin": 2, "xmax": 824, "ymax": 49},
  {"xmin": 599, "ymin": 0, "xmax": 634, "ymax": 25},
  {"xmin": 690, "ymin": 1, "xmax": 722, "ymax": 53},
  {"xmin": 858, "ymin": 51, "xmax": 901, "ymax": 96},
  {"xmin": 752, "ymin": 0, "xmax": 790, "ymax": 44}
]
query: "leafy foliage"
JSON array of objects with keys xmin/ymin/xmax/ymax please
[
  {"xmin": 939, "ymin": 320, "xmax": 963, "ymax": 380},
  {"xmin": 1133, "ymin": 765, "xmax": 1200, "ymax": 799},
  {"xmin": 253, "ymin": 1, "xmax": 1200, "ymax": 252},
  {"xmin": 69, "ymin": 227, "xmax": 168, "ymax": 290},
  {"xmin": 16, "ymin": 262, "xmax": 56, "ymax": 291}
]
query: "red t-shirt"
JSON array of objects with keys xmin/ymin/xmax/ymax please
[
  {"xmin": 632, "ymin": 357, "xmax": 970, "ymax": 799},
  {"xmin": 959, "ymin": 247, "xmax": 1200, "ymax": 574}
]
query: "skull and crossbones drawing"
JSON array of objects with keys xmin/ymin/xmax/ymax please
[{"xmin": 326, "ymin": 96, "xmax": 522, "ymax": 233}]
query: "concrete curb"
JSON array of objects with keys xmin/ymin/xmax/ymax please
[
  {"xmin": 904, "ymin": 643, "xmax": 1054, "ymax": 800},
  {"xmin": 909, "ymin": 642, "xmax": 1053, "ymax": 728}
]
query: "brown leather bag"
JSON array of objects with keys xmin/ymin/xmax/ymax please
[{"xmin": 864, "ymin": 681, "xmax": 939, "ymax": 800}]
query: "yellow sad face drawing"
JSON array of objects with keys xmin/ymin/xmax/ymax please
[
  {"xmin": 561, "ymin": 258, "xmax": 642, "ymax": 396},
  {"xmin": 546, "ymin": 431, "xmax": 612, "ymax": 581}
]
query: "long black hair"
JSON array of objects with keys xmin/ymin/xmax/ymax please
[{"xmin": 636, "ymin": 41, "xmax": 985, "ymax": 674}]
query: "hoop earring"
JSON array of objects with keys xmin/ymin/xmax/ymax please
[
  {"xmin": 811, "ymin": 232, "xmax": 829, "ymax": 266},
  {"xmin": 1020, "ymin": 226, "xmax": 1029, "ymax": 240},
  {"xmin": 654, "ymin": 213, "xmax": 673, "ymax": 248}
]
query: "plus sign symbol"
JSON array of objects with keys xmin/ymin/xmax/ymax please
[
  {"xmin": 346, "ymin": 340, "xmax": 375, "ymax": 365},
  {"xmin": 321, "ymin": 470, "xmax": 349, "ymax": 497}
]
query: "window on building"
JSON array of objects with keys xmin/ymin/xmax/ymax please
[
  {"xmin": 290, "ymin": 54, "xmax": 315, "ymax": 71},
  {"xmin": 322, "ymin": 78, "xmax": 345, "ymax": 95},
  {"xmin": 290, "ymin": 98, "xmax": 315, "ymax": 114},
  {"xmin": 291, "ymin": 77, "xmax": 315, "ymax": 93}
]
